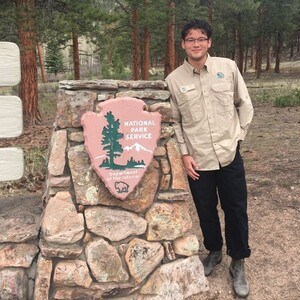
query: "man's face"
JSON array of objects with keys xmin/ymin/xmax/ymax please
[{"xmin": 181, "ymin": 29, "xmax": 211, "ymax": 63}]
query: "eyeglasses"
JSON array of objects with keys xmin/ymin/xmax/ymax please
[{"xmin": 184, "ymin": 37, "xmax": 208, "ymax": 43}]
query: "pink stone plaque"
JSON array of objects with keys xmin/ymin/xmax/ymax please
[{"xmin": 81, "ymin": 97, "xmax": 161, "ymax": 200}]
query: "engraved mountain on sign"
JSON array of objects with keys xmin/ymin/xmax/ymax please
[{"xmin": 81, "ymin": 97, "xmax": 161, "ymax": 200}]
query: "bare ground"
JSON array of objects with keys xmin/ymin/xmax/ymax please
[{"xmin": 0, "ymin": 67, "xmax": 299, "ymax": 300}]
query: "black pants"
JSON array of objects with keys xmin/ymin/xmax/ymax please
[{"xmin": 188, "ymin": 148, "xmax": 251, "ymax": 259}]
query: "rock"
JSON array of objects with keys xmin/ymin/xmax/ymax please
[
  {"xmin": 145, "ymin": 203, "xmax": 193, "ymax": 241},
  {"xmin": 68, "ymin": 131, "xmax": 84, "ymax": 142},
  {"xmin": 59, "ymin": 79, "xmax": 118, "ymax": 90},
  {"xmin": 41, "ymin": 191, "xmax": 84, "ymax": 244},
  {"xmin": 173, "ymin": 234, "xmax": 199, "ymax": 256},
  {"xmin": 0, "ymin": 243, "xmax": 39, "ymax": 268},
  {"xmin": 33, "ymin": 254, "xmax": 53, "ymax": 300},
  {"xmin": 125, "ymin": 238, "xmax": 164, "ymax": 283},
  {"xmin": 156, "ymin": 191, "xmax": 191, "ymax": 201},
  {"xmin": 48, "ymin": 130, "xmax": 67, "ymax": 176},
  {"xmin": 116, "ymin": 90, "xmax": 170, "ymax": 101},
  {"xmin": 49, "ymin": 176, "xmax": 71, "ymax": 188},
  {"xmin": 0, "ymin": 268, "xmax": 28, "ymax": 300},
  {"xmin": 160, "ymin": 158, "xmax": 170, "ymax": 174},
  {"xmin": 53, "ymin": 287, "xmax": 103, "ymax": 299},
  {"xmin": 56, "ymin": 89, "xmax": 97, "ymax": 128},
  {"xmin": 68, "ymin": 145, "xmax": 101, "ymax": 205},
  {"xmin": 159, "ymin": 174, "xmax": 171, "ymax": 190},
  {"xmin": 98, "ymin": 161, "xmax": 159, "ymax": 213},
  {"xmin": 166, "ymin": 139, "xmax": 188, "ymax": 191},
  {"xmin": 53, "ymin": 260, "xmax": 92, "ymax": 288},
  {"xmin": 149, "ymin": 102, "xmax": 174, "ymax": 123},
  {"xmin": 0, "ymin": 195, "xmax": 42, "ymax": 243},
  {"xmin": 153, "ymin": 146, "xmax": 166, "ymax": 157},
  {"xmin": 39, "ymin": 238, "xmax": 83, "ymax": 259},
  {"xmin": 85, "ymin": 238, "xmax": 129, "ymax": 283},
  {"xmin": 163, "ymin": 241, "xmax": 176, "ymax": 261},
  {"xmin": 85, "ymin": 207, "xmax": 147, "ymax": 242},
  {"xmin": 97, "ymin": 93, "xmax": 113, "ymax": 101},
  {"xmin": 160, "ymin": 125, "xmax": 174, "ymax": 139},
  {"xmin": 139, "ymin": 256, "xmax": 209, "ymax": 299},
  {"xmin": 129, "ymin": 80, "xmax": 167, "ymax": 89}
]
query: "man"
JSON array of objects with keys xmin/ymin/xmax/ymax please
[{"xmin": 165, "ymin": 19, "xmax": 253, "ymax": 298}]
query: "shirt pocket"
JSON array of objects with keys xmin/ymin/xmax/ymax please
[
  {"xmin": 211, "ymin": 82, "xmax": 234, "ymax": 116},
  {"xmin": 176, "ymin": 89, "xmax": 201, "ymax": 124}
]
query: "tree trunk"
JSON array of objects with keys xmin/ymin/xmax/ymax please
[
  {"xmin": 236, "ymin": 29, "xmax": 243, "ymax": 73},
  {"xmin": 265, "ymin": 35, "xmax": 272, "ymax": 71},
  {"xmin": 142, "ymin": 26, "xmax": 150, "ymax": 80},
  {"xmin": 37, "ymin": 44, "xmax": 47, "ymax": 83},
  {"xmin": 164, "ymin": 0, "xmax": 175, "ymax": 78},
  {"xmin": 15, "ymin": 0, "xmax": 41, "ymax": 125},
  {"xmin": 231, "ymin": 27, "xmax": 236, "ymax": 61},
  {"xmin": 256, "ymin": 37, "xmax": 263, "ymax": 78},
  {"xmin": 256, "ymin": 5, "xmax": 263, "ymax": 78},
  {"xmin": 289, "ymin": 34, "xmax": 294, "ymax": 58},
  {"xmin": 207, "ymin": 0, "xmax": 213, "ymax": 24},
  {"xmin": 250, "ymin": 44, "xmax": 255, "ymax": 68},
  {"xmin": 274, "ymin": 31, "xmax": 282, "ymax": 74},
  {"xmin": 72, "ymin": 30, "xmax": 80, "ymax": 80},
  {"xmin": 131, "ymin": 8, "xmax": 140, "ymax": 80},
  {"xmin": 244, "ymin": 47, "xmax": 248, "ymax": 73}
]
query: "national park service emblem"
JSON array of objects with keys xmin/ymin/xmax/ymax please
[{"xmin": 81, "ymin": 97, "xmax": 161, "ymax": 200}]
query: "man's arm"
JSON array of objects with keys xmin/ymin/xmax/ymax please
[
  {"xmin": 167, "ymin": 80, "xmax": 199, "ymax": 180},
  {"xmin": 233, "ymin": 65, "xmax": 254, "ymax": 141}
]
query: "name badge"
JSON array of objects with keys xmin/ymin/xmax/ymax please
[{"xmin": 180, "ymin": 84, "xmax": 195, "ymax": 93}]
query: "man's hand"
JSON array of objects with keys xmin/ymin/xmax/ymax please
[{"xmin": 182, "ymin": 155, "xmax": 200, "ymax": 180}]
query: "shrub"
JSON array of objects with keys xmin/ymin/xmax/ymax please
[{"xmin": 273, "ymin": 90, "xmax": 300, "ymax": 107}]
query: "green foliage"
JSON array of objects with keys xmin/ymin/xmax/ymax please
[
  {"xmin": 45, "ymin": 42, "xmax": 66, "ymax": 76},
  {"xmin": 274, "ymin": 90, "xmax": 300, "ymax": 107},
  {"xmin": 0, "ymin": 0, "xmax": 299, "ymax": 80}
]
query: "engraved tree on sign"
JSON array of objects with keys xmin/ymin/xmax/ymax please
[{"xmin": 100, "ymin": 111, "xmax": 124, "ymax": 170}]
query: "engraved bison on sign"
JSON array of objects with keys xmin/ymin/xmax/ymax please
[{"xmin": 81, "ymin": 97, "xmax": 161, "ymax": 200}]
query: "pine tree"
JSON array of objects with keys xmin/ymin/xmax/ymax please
[
  {"xmin": 45, "ymin": 42, "xmax": 65, "ymax": 78},
  {"xmin": 101, "ymin": 111, "xmax": 124, "ymax": 169}
]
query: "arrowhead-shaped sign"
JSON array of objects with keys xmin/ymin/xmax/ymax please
[{"xmin": 81, "ymin": 97, "xmax": 161, "ymax": 200}]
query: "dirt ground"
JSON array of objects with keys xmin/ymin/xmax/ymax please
[{"xmin": 0, "ymin": 67, "xmax": 299, "ymax": 299}]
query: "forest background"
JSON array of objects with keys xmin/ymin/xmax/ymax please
[{"xmin": 0, "ymin": 0, "xmax": 299, "ymax": 125}]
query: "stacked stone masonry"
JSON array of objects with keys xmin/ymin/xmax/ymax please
[{"xmin": 36, "ymin": 80, "xmax": 209, "ymax": 299}]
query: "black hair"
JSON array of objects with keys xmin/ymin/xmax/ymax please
[{"xmin": 181, "ymin": 19, "xmax": 212, "ymax": 40}]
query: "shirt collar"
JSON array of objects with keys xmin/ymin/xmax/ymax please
[
  {"xmin": 183, "ymin": 53, "xmax": 211, "ymax": 76},
  {"xmin": 204, "ymin": 53, "xmax": 212, "ymax": 73}
]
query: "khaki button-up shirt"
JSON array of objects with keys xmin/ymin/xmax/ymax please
[{"xmin": 166, "ymin": 55, "xmax": 253, "ymax": 170}]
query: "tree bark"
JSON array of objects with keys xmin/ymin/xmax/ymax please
[
  {"xmin": 37, "ymin": 44, "xmax": 47, "ymax": 83},
  {"xmin": 142, "ymin": 26, "xmax": 150, "ymax": 80},
  {"xmin": 250, "ymin": 44, "xmax": 255, "ymax": 68},
  {"xmin": 72, "ymin": 30, "xmax": 80, "ymax": 80},
  {"xmin": 15, "ymin": 0, "xmax": 41, "ymax": 125},
  {"xmin": 236, "ymin": 29, "xmax": 243, "ymax": 73},
  {"xmin": 256, "ymin": 5, "xmax": 263, "ymax": 78},
  {"xmin": 274, "ymin": 31, "xmax": 282, "ymax": 74},
  {"xmin": 289, "ymin": 33, "xmax": 294, "ymax": 58},
  {"xmin": 131, "ymin": 8, "xmax": 140, "ymax": 80},
  {"xmin": 244, "ymin": 47, "xmax": 248, "ymax": 73},
  {"xmin": 265, "ymin": 35, "xmax": 272, "ymax": 71},
  {"xmin": 207, "ymin": 0, "xmax": 213, "ymax": 24},
  {"xmin": 256, "ymin": 37, "xmax": 263, "ymax": 78},
  {"xmin": 164, "ymin": 0, "xmax": 175, "ymax": 77}
]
